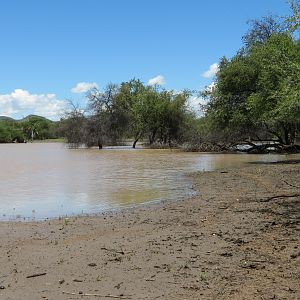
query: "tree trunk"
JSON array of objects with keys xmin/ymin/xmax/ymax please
[
  {"xmin": 284, "ymin": 128, "xmax": 290, "ymax": 145},
  {"xmin": 149, "ymin": 129, "xmax": 157, "ymax": 145},
  {"xmin": 132, "ymin": 138, "xmax": 139, "ymax": 149}
]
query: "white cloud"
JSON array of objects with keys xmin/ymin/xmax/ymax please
[
  {"xmin": 201, "ymin": 63, "xmax": 219, "ymax": 78},
  {"xmin": 205, "ymin": 81, "xmax": 216, "ymax": 92},
  {"xmin": 71, "ymin": 82, "xmax": 99, "ymax": 93},
  {"xmin": 0, "ymin": 89, "xmax": 66, "ymax": 120},
  {"xmin": 188, "ymin": 83, "xmax": 216, "ymax": 115},
  {"xmin": 189, "ymin": 96, "xmax": 207, "ymax": 113},
  {"xmin": 148, "ymin": 75, "xmax": 166, "ymax": 86}
]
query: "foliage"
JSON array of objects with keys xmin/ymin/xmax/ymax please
[
  {"xmin": 61, "ymin": 81, "xmax": 194, "ymax": 148},
  {"xmin": 285, "ymin": 0, "xmax": 300, "ymax": 32},
  {"xmin": 0, "ymin": 115, "xmax": 60, "ymax": 143},
  {"xmin": 247, "ymin": 34, "xmax": 300, "ymax": 144},
  {"xmin": 203, "ymin": 26, "xmax": 300, "ymax": 147},
  {"xmin": 242, "ymin": 15, "xmax": 288, "ymax": 49},
  {"xmin": 21, "ymin": 115, "xmax": 59, "ymax": 141},
  {"xmin": 59, "ymin": 103, "xmax": 87, "ymax": 148},
  {"xmin": 0, "ymin": 120, "xmax": 25, "ymax": 143}
]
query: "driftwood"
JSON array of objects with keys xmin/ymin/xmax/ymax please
[
  {"xmin": 183, "ymin": 139, "xmax": 300, "ymax": 154},
  {"xmin": 261, "ymin": 194, "xmax": 300, "ymax": 203},
  {"xmin": 237, "ymin": 143, "xmax": 300, "ymax": 154},
  {"xmin": 62, "ymin": 291, "xmax": 131, "ymax": 299}
]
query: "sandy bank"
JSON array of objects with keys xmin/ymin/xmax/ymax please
[{"xmin": 0, "ymin": 162, "xmax": 299, "ymax": 299}]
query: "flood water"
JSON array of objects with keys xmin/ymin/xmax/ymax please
[{"xmin": 0, "ymin": 143, "xmax": 298, "ymax": 220}]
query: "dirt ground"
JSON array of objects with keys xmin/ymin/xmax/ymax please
[{"xmin": 0, "ymin": 161, "xmax": 299, "ymax": 300}]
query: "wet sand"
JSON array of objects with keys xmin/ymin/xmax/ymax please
[{"xmin": 0, "ymin": 161, "xmax": 299, "ymax": 299}]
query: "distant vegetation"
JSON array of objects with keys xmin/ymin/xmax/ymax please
[{"xmin": 0, "ymin": 115, "xmax": 60, "ymax": 143}]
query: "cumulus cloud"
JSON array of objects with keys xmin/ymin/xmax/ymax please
[
  {"xmin": 71, "ymin": 82, "xmax": 99, "ymax": 93},
  {"xmin": 148, "ymin": 75, "xmax": 166, "ymax": 86},
  {"xmin": 0, "ymin": 89, "xmax": 66, "ymax": 120},
  {"xmin": 201, "ymin": 63, "xmax": 219, "ymax": 78}
]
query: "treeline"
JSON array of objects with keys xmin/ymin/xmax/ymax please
[
  {"xmin": 0, "ymin": 115, "xmax": 60, "ymax": 143},
  {"xmin": 61, "ymin": 81, "xmax": 196, "ymax": 148}
]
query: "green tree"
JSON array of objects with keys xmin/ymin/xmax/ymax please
[
  {"xmin": 59, "ymin": 103, "xmax": 87, "ymax": 148},
  {"xmin": 285, "ymin": 0, "xmax": 300, "ymax": 32},
  {"xmin": 0, "ymin": 120, "xmax": 24, "ymax": 143},
  {"xmin": 116, "ymin": 79, "xmax": 147, "ymax": 148},
  {"xmin": 203, "ymin": 54, "xmax": 260, "ymax": 142},
  {"xmin": 204, "ymin": 33, "xmax": 300, "ymax": 147},
  {"xmin": 247, "ymin": 34, "xmax": 300, "ymax": 144},
  {"xmin": 87, "ymin": 83, "xmax": 127, "ymax": 147}
]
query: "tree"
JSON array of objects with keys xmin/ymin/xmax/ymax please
[
  {"xmin": 203, "ymin": 53, "xmax": 260, "ymax": 142},
  {"xmin": 87, "ymin": 83, "xmax": 127, "ymax": 147},
  {"xmin": 129, "ymin": 86, "xmax": 191, "ymax": 147},
  {"xmin": 155, "ymin": 90, "xmax": 191, "ymax": 146},
  {"xmin": 116, "ymin": 79, "xmax": 147, "ymax": 148},
  {"xmin": 59, "ymin": 102, "xmax": 87, "ymax": 148},
  {"xmin": 203, "ymin": 33, "xmax": 300, "ymax": 149},
  {"xmin": 247, "ymin": 34, "xmax": 300, "ymax": 145},
  {"xmin": 285, "ymin": 0, "xmax": 300, "ymax": 32},
  {"xmin": 242, "ymin": 15, "xmax": 288, "ymax": 49},
  {"xmin": 21, "ymin": 116, "xmax": 51, "ymax": 141},
  {"xmin": 0, "ymin": 120, "xmax": 25, "ymax": 143},
  {"xmin": 109, "ymin": 80, "xmax": 192, "ymax": 148}
]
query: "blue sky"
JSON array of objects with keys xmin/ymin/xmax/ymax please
[{"xmin": 0, "ymin": 0, "xmax": 292, "ymax": 119}]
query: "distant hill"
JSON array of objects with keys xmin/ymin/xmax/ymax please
[
  {"xmin": 0, "ymin": 115, "xmax": 55, "ymax": 123},
  {"xmin": 0, "ymin": 116, "xmax": 15, "ymax": 121},
  {"xmin": 18, "ymin": 115, "xmax": 55, "ymax": 123}
]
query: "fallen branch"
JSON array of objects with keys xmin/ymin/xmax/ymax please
[
  {"xmin": 62, "ymin": 291, "xmax": 131, "ymax": 299},
  {"xmin": 261, "ymin": 194, "xmax": 300, "ymax": 203},
  {"xmin": 26, "ymin": 272, "xmax": 47, "ymax": 278}
]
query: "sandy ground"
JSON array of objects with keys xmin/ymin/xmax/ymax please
[{"xmin": 0, "ymin": 161, "xmax": 299, "ymax": 300}]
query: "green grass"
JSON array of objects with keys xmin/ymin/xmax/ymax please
[{"xmin": 32, "ymin": 138, "xmax": 66, "ymax": 143}]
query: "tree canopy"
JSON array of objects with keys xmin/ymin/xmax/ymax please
[
  {"xmin": 61, "ymin": 81, "xmax": 194, "ymax": 149},
  {"xmin": 202, "ymin": 4, "xmax": 300, "ymax": 151}
]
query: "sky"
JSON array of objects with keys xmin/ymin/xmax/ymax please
[{"xmin": 0, "ymin": 0, "xmax": 292, "ymax": 120}]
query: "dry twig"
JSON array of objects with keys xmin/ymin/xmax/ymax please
[
  {"xmin": 62, "ymin": 291, "xmax": 131, "ymax": 299},
  {"xmin": 26, "ymin": 272, "xmax": 47, "ymax": 278}
]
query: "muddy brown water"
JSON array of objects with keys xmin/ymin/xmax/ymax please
[{"xmin": 0, "ymin": 143, "xmax": 298, "ymax": 220}]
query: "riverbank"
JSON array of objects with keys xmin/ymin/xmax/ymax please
[{"xmin": 0, "ymin": 162, "xmax": 299, "ymax": 299}]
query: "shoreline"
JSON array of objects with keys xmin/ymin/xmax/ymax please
[{"xmin": 0, "ymin": 162, "xmax": 299, "ymax": 299}]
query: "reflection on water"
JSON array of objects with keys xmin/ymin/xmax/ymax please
[{"xmin": 0, "ymin": 143, "xmax": 298, "ymax": 220}]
